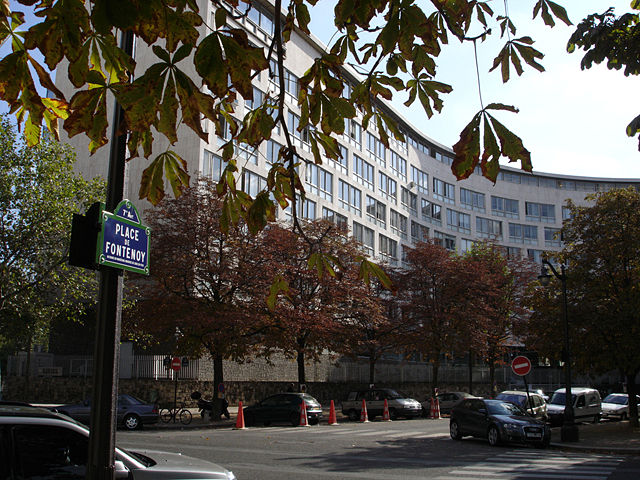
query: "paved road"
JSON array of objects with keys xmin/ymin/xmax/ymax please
[{"xmin": 117, "ymin": 419, "xmax": 640, "ymax": 479}]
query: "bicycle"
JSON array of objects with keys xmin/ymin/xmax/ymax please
[{"xmin": 159, "ymin": 399, "xmax": 193, "ymax": 425}]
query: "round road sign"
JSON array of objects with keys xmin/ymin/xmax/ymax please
[
  {"xmin": 511, "ymin": 355, "xmax": 532, "ymax": 376},
  {"xmin": 171, "ymin": 356, "xmax": 182, "ymax": 371}
]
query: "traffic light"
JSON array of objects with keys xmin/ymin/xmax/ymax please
[{"xmin": 69, "ymin": 202, "xmax": 103, "ymax": 270}]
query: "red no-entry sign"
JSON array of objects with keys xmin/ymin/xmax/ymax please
[
  {"xmin": 511, "ymin": 355, "xmax": 532, "ymax": 376},
  {"xmin": 171, "ymin": 356, "xmax": 182, "ymax": 371}
]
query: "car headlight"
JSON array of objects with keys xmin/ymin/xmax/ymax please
[
  {"xmin": 502, "ymin": 423, "xmax": 520, "ymax": 431},
  {"xmin": 226, "ymin": 471, "xmax": 237, "ymax": 480}
]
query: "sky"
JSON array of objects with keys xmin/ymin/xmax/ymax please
[
  {"xmin": 2, "ymin": 0, "xmax": 639, "ymax": 179},
  {"xmin": 310, "ymin": 0, "xmax": 640, "ymax": 179}
]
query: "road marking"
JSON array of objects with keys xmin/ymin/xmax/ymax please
[{"xmin": 436, "ymin": 450, "xmax": 622, "ymax": 480}]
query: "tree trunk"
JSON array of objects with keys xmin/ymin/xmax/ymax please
[
  {"xmin": 626, "ymin": 371, "xmax": 639, "ymax": 428},
  {"xmin": 368, "ymin": 355, "xmax": 376, "ymax": 385},
  {"xmin": 25, "ymin": 334, "xmax": 32, "ymax": 400},
  {"xmin": 432, "ymin": 359, "xmax": 440, "ymax": 397},
  {"xmin": 489, "ymin": 358, "xmax": 496, "ymax": 398},
  {"xmin": 212, "ymin": 353, "xmax": 224, "ymax": 419},
  {"xmin": 297, "ymin": 349, "xmax": 306, "ymax": 387},
  {"xmin": 467, "ymin": 351, "xmax": 473, "ymax": 395}
]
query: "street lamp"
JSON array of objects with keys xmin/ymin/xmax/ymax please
[{"xmin": 538, "ymin": 260, "xmax": 579, "ymax": 442}]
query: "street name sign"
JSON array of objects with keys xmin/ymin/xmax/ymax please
[{"xmin": 97, "ymin": 200, "xmax": 150, "ymax": 275}]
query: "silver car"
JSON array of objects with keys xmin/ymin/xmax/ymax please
[
  {"xmin": 0, "ymin": 404, "xmax": 236, "ymax": 479},
  {"xmin": 602, "ymin": 393, "xmax": 640, "ymax": 421},
  {"xmin": 495, "ymin": 390, "xmax": 548, "ymax": 421},
  {"xmin": 422, "ymin": 391, "xmax": 475, "ymax": 415}
]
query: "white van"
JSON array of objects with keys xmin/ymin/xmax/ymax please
[{"xmin": 547, "ymin": 387, "xmax": 602, "ymax": 425}]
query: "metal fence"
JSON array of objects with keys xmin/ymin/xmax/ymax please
[{"xmin": 6, "ymin": 353, "xmax": 199, "ymax": 380}]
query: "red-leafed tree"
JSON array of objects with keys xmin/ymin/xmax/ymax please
[
  {"xmin": 259, "ymin": 220, "xmax": 370, "ymax": 386},
  {"xmin": 462, "ymin": 242, "xmax": 537, "ymax": 396},
  {"xmin": 398, "ymin": 240, "xmax": 476, "ymax": 394},
  {"xmin": 333, "ymin": 266, "xmax": 401, "ymax": 385},
  {"xmin": 126, "ymin": 178, "xmax": 269, "ymax": 407}
]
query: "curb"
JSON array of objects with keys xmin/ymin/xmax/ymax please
[{"xmin": 549, "ymin": 442, "xmax": 640, "ymax": 455}]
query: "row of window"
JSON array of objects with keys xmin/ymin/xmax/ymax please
[
  {"xmin": 230, "ymin": 1, "xmax": 637, "ymax": 201},
  {"xmin": 206, "ymin": 150, "xmax": 565, "ymax": 248}
]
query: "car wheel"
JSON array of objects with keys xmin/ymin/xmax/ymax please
[
  {"xmin": 621, "ymin": 413, "xmax": 628, "ymax": 421},
  {"xmin": 347, "ymin": 409, "xmax": 359, "ymax": 421},
  {"xmin": 244, "ymin": 412, "xmax": 255, "ymax": 427},
  {"xmin": 449, "ymin": 420, "xmax": 462, "ymax": 440},
  {"xmin": 290, "ymin": 412, "xmax": 300, "ymax": 427},
  {"xmin": 123, "ymin": 413, "xmax": 141, "ymax": 431},
  {"xmin": 309, "ymin": 418, "xmax": 319, "ymax": 426},
  {"xmin": 487, "ymin": 425, "xmax": 501, "ymax": 446}
]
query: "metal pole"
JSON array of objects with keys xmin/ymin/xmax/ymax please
[
  {"xmin": 86, "ymin": 29, "xmax": 134, "ymax": 480},
  {"xmin": 559, "ymin": 264, "xmax": 578, "ymax": 441},
  {"xmin": 174, "ymin": 369, "xmax": 178, "ymax": 423}
]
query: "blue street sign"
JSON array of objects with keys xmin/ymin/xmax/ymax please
[{"xmin": 97, "ymin": 200, "xmax": 150, "ymax": 275}]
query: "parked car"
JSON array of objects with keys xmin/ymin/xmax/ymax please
[
  {"xmin": 495, "ymin": 390, "xmax": 548, "ymax": 420},
  {"xmin": 0, "ymin": 403, "xmax": 236, "ymax": 479},
  {"xmin": 341, "ymin": 388, "xmax": 422, "ymax": 420},
  {"xmin": 421, "ymin": 391, "xmax": 475, "ymax": 416},
  {"xmin": 546, "ymin": 387, "xmax": 602, "ymax": 426},
  {"xmin": 243, "ymin": 392, "xmax": 322, "ymax": 426},
  {"xmin": 54, "ymin": 393, "xmax": 158, "ymax": 430},
  {"xmin": 449, "ymin": 397, "xmax": 551, "ymax": 447},
  {"xmin": 601, "ymin": 393, "xmax": 640, "ymax": 421}
]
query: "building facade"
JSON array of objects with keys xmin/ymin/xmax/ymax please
[{"xmin": 56, "ymin": 0, "xmax": 640, "ymax": 264}]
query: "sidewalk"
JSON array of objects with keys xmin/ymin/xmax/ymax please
[
  {"xmin": 153, "ymin": 406, "xmax": 640, "ymax": 454},
  {"xmin": 549, "ymin": 420, "xmax": 640, "ymax": 454}
]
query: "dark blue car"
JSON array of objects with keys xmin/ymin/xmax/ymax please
[
  {"xmin": 54, "ymin": 394, "xmax": 158, "ymax": 430},
  {"xmin": 450, "ymin": 398, "xmax": 550, "ymax": 447}
]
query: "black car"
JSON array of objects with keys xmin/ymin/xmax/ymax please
[
  {"xmin": 243, "ymin": 393, "xmax": 322, "ymax": 427},
  {"xmin": 449, "ymin": 398, "xmax": 551, "ymax": 447},
  {"xmin": 54, "ymin": 394, "xmax": 158, "ymax": 430}
]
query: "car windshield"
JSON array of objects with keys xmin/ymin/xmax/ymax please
[
  {"xmin": 487, "ymin": 401, "xmax": 526, "ymax": 416},
  {"xmin": 603, "ymin": 394, "xmax": 628, "ymax": 405},
  {"xmin": 550, "ymin": 392, "xmax": 576, "ymax": 405},
  {"xmin": 496, "ymin": 394, "xmax": 526, "ymax": 408},
  {"xmin": 386, "ymin": 390, "xmax": 405, "ymax": 399}
]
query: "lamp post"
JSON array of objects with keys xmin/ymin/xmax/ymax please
[{"xmin": 538, "ymin": 260, "xmax": 579, "ymax": 442}]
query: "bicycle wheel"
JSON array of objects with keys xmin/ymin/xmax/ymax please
[
  {"xmin": 160, "ymin": 408, "xmax": 173, "ymax": 423},
  {"xmin": 179, "ymin": 409, "xmax": 192, "ymax": 425}
]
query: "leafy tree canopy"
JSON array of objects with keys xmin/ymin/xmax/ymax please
[
  {"xmin": 524, "ymin": 188, "xmax": 640, "ymax": 427},
  {"xmin": 0, "ymin": 114, "xmax": 104, "ymax": 354},
  {"xmin": 0, "ymin": 0, "xmax": 573, "ymax": 236}
]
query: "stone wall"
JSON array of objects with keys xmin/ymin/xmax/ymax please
[{"xmin": 2, "ymin": 375, "xmax": 505, "ymax": 408}]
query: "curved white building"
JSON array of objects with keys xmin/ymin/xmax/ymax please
[{"xmin": 58, "ymin": 0, "xmax": 640, "ymax": 265}]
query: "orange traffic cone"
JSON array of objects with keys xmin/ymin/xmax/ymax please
[
  {"xmin": 328, "ymin": 400, "xmax": 338, "ymax": 425},
  {"xmin": 234, "ymin": 401, "xmax": 246, "ymax": 430},
  {"xmin": 429, "ymin": 398, "xmax": 436, "ymax": 419},
  {"xmin": 382, "ymin": 398, "xmax": 391, "ymax": 421},
  {"xmin": 298, "ymin": 399, "xmax": 310, "ymax": 427},
  {"xmin": 434, "ymin": 397, "xmax": 441, "ymax": 419},
  {"xmin": 360, "ymin": 398, "xmax": 369, "ymax": 422}
]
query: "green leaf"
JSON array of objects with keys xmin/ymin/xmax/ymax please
[
  {"xmin": 358, "ymin": 258, "xmax": 393, "ymax": 290},
  {"xmin": 488, "ymin": 113, "xmax": 532, "ymax": 171},
  {"xmin": 452, "ymin": 112, "xmax": 481, "ymax": 180},
  {"xmin": 215, "ymin": 7, "xmax": 227, "ymax": 29},
  {"xmin": 139, "ymin": 150, "xmax": 190, "ymax": 205},
  {"xmin": 266, "ymin": 275, "xmax": 290, "ymax": 311}
]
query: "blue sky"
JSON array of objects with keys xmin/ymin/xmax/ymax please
[
  {"xmin": 2, "ymin": 0, "xmax": 639, "ymax": 179},
  {"xmin": 310, "ymin": 0, "xmax": 640, "ymax": 179}
]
